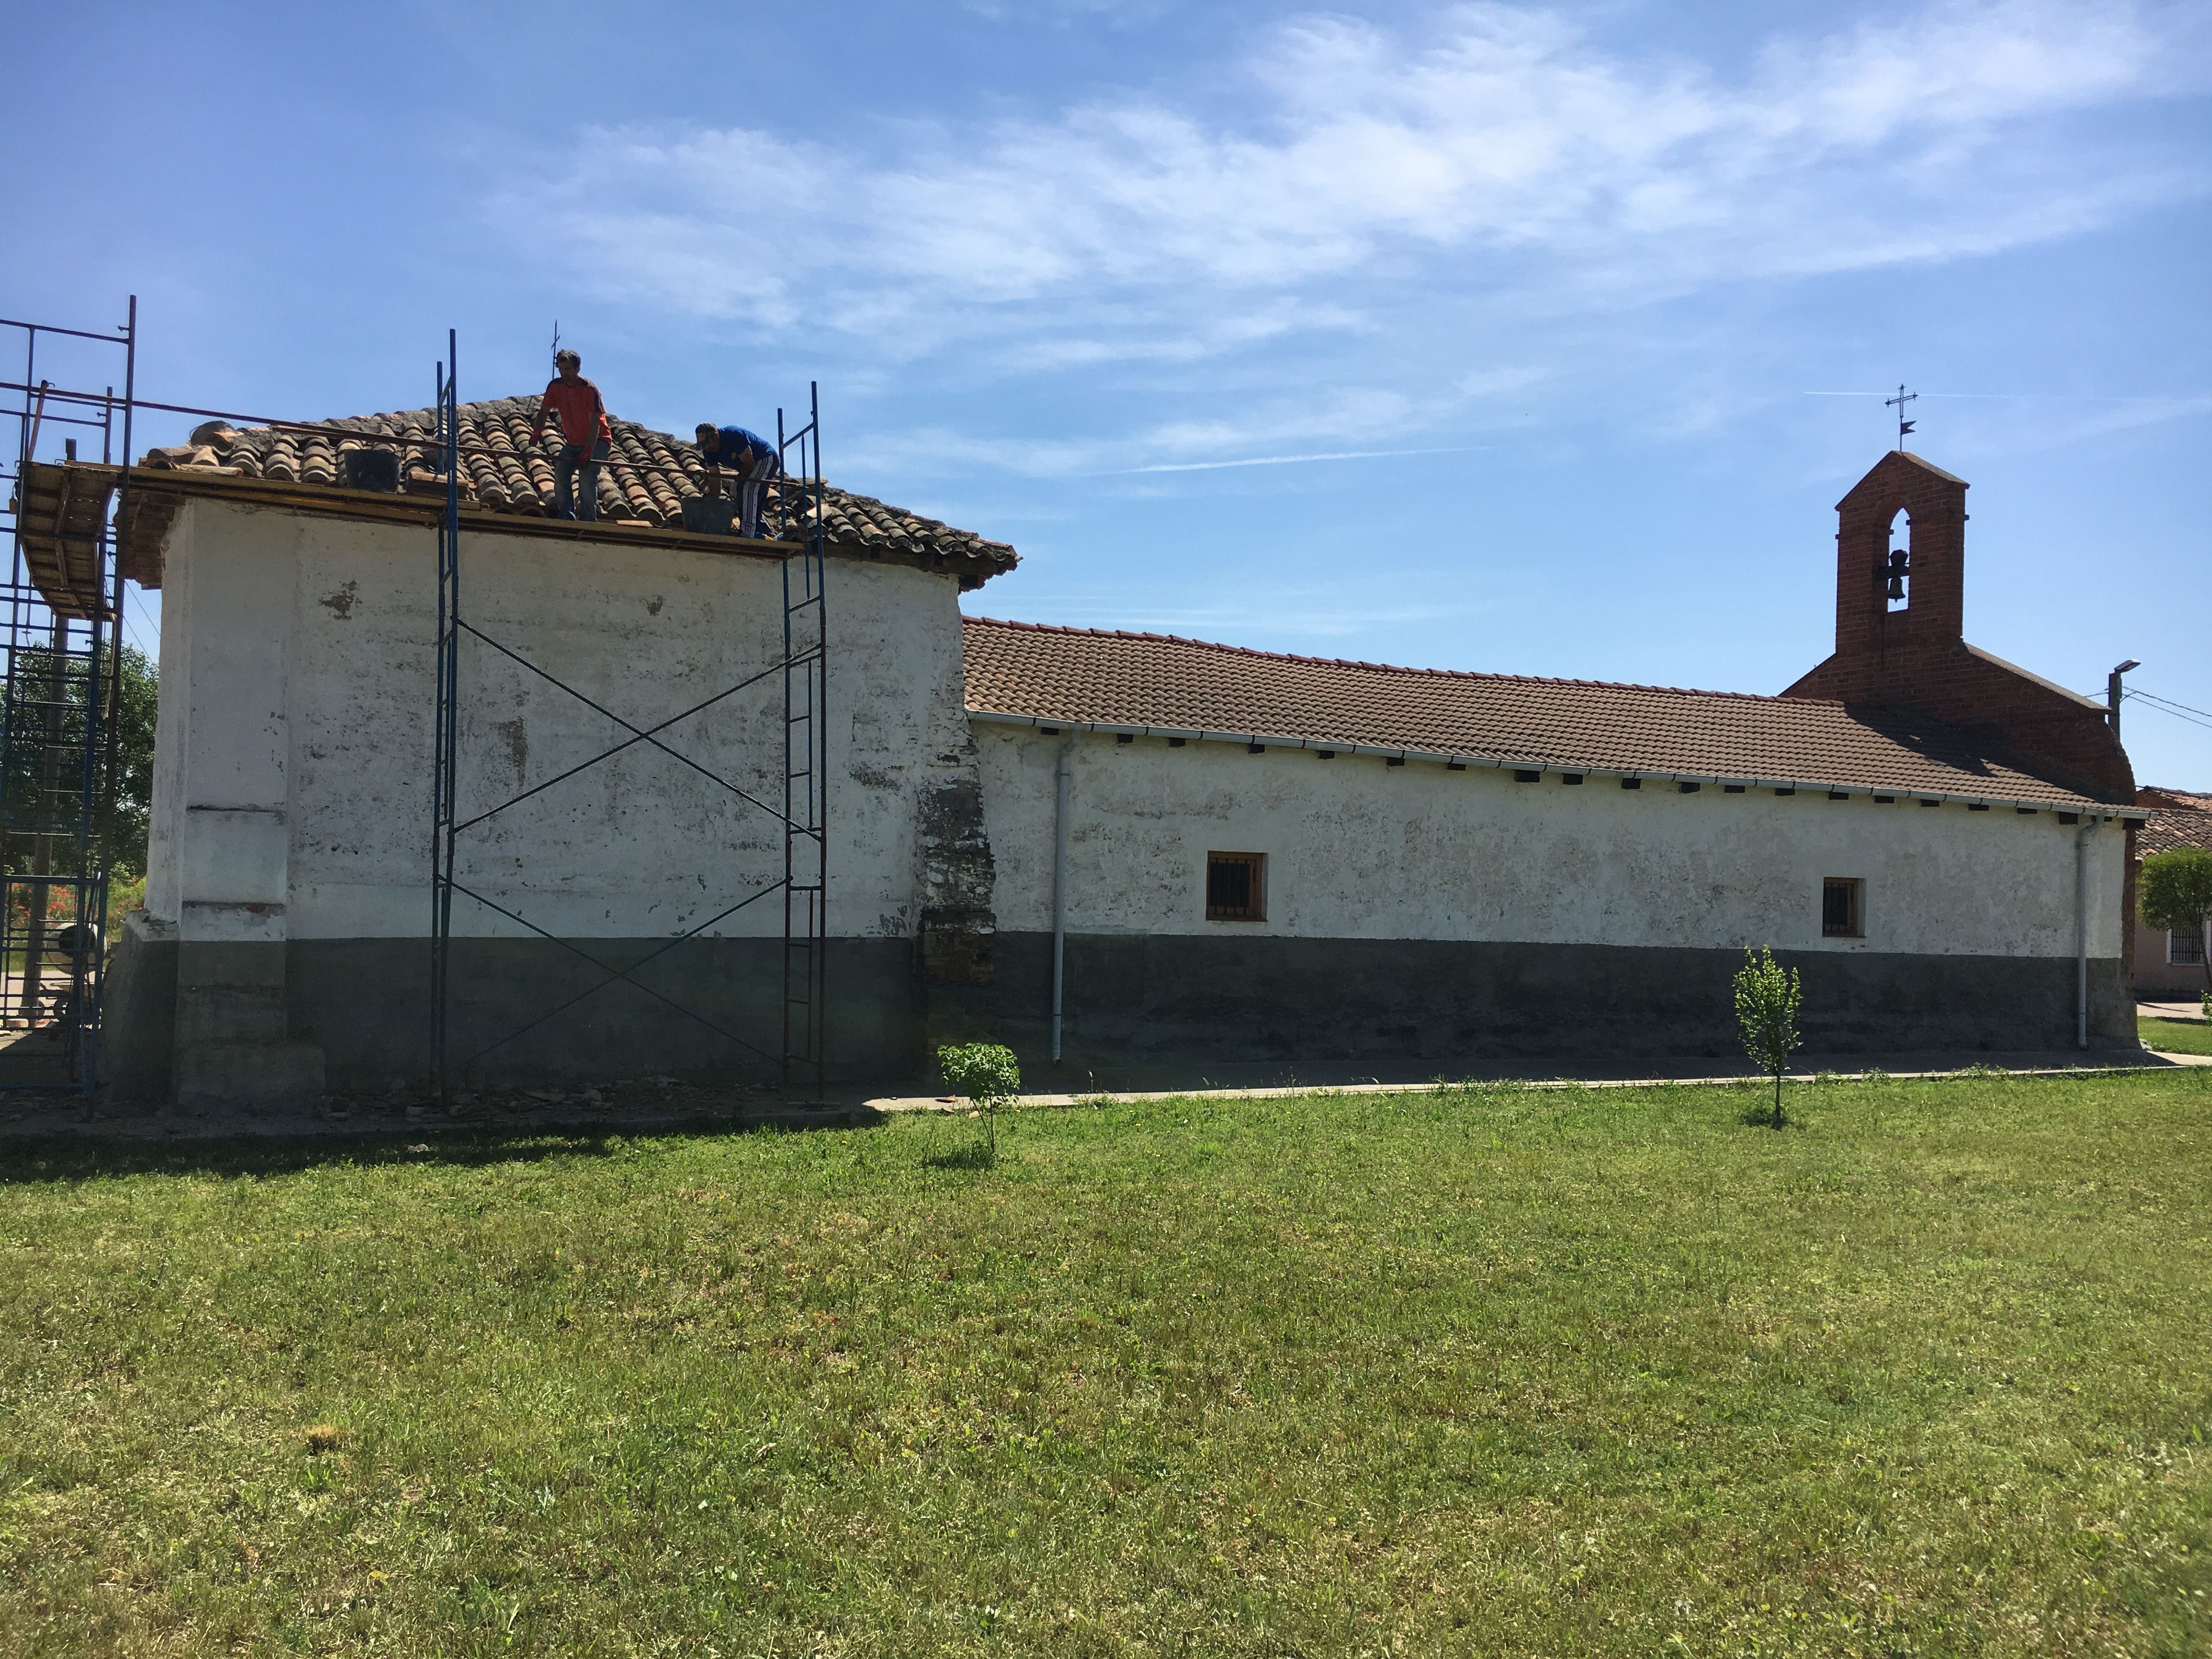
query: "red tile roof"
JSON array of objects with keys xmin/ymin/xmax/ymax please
[
  {"xmin": 961, "ymin": 616, "xmax": 2113, "ymax": 808},
  {"xmin": 2140, "ymin": 806, "xmax": 2212, "ymax": 857},
  {"xmin": 2141, "ymin": 785, "xmax": 2212, "ymax": 814},
  {"xmin": 138, "ymin": 397, "xmax": 1017, "ymax": 580}
]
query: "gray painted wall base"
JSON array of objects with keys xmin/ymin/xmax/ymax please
[
  {"xmin": 104, "ymin": 933, "xmax": 924, "ymax": 1095},
  {"xmin": 993, "ymin": 932, "xmax": 2135, "ymax": 1071},
  {"xmin": 105, "ymin": 915, "xmax": 331, "ymax": 1110},
  {"xmin": 103, "ymin": 915, "xmax": 178, "ymax": 1105},
  {"xmin": 174, "ymin": 1041, "xmax": 326, "ymax": 1113},
  {"xmin": 100, "ymin": 925, "xmax": 2134, "ymax": 1099}
]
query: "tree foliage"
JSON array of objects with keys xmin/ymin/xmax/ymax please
[
  {"xmin": 938, "ymin": 1042, "xmax": 1021, "ymax": 1159},
  {"xmin": 1, "ymin": 641, "xmax": 156, "ymax": 882},
  {"xmin": 1733, "ymin": 946, "xmax": 1803, "ymax": 1129},
  {"xmin": 2139, "ymin": 848, "xmax": 2212, "ymax": 991}
]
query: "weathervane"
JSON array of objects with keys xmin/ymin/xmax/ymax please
[{"xmin": 1886, "ymin": 383, "xmax": 1918, "ymax": 449}]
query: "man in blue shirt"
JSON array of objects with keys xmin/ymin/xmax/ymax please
[{"xmin": 695, "ymin": 424, "xmax": 781, "ymax": 538}]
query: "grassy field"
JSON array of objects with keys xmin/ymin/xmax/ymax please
[
  {"xmin": 3, "ymin": 1072, "xmax": 2209, "ymax": 1657},
  {"xmin": 2142, "ymin": 1016, "xmax": 2212, "ymax": 1056}
]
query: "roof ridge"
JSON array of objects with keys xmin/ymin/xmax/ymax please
[
  {"xmin": 203, "ymin": 397, "xmax": 1015, "ymax": 567},
  {"xmin": 960, "ymin": 613, "xmax": 1813, "ymax": 706}
]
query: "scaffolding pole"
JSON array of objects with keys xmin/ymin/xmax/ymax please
[
  {"xmin": 429, "ymin": 332, "xmax": 460, "ymax": 1102},
  {"xmin": 0, "ymin": 300, "xmax": 134, "ymax": 1093},
  {"xmin": 425, "ymin": 345, "xmax": 831, "ymax": 1100},
  {"xmin": 779, "ymin": 385, "xmax": 829, "ymax": 1099}
]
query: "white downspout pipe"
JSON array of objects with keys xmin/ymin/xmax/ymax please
[
  {"xmin": 1051, "ymin": 740, "xmax": 1075, "ymax": 1063},
  {"xmin": 2070, "ymin": 822, "xmax": 2088, "ymax": 1053}
]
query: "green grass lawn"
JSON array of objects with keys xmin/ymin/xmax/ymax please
[
  {"xmin": 4, "ymin": 1074, "xmax": 2209, "ymax": 1657},
  {"xmin": 2143, "ymin": 1015, "xmax": 2212, "ymax": 1056}
]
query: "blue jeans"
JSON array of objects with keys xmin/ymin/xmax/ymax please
[{"xmin": 554, "ymin": 437, "xmax": 610, "ymax": 521}]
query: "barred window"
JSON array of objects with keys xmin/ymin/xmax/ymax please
[
  {"xmin": 1206, "ymin": 851, "xmax": 1266, "ymax": 922},
  {"xmin": 2172, "ymin": 928, "xmax": 2207, "ymax": 967},
  {"xmin": 1822, "ymin": 877, "xmax": 1863, "ymax": 939}
]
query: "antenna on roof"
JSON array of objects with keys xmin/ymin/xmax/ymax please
[
  {"xmin": 1885, "ymin": 383, "xmax": 1918, "ymax": 450},
  {"xmin": 550, "ymin": 320, "xmax": 560, "ymax": 373}
]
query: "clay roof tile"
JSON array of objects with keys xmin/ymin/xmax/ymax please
[
  {"xmin": 2140, "ymin": 806, "xmax": 2212, "ymax": 857},
  {"xmin": 180, "ymin": 396, "xmax": 1018, "ymax": 578},
  {"xmin": 960, "ymin": 616, "xmax": 2112, "ymax": 809}
]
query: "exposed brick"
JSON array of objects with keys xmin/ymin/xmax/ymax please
[{"xmin": 1784, "ymin": 451, "xmax": 2134, "ymax": 804}]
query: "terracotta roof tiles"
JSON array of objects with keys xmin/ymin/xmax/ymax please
[
  {"xmin": 961, "ymin": 616, "xmax": 2112, "ymax": 809},
  {"xmin": 138, "ymin": 396, "xmax": 1017, "ymax": 580},
  {"xmin": 2140, "ymin": 805, "xmax": 2212, "ymax": 857}
]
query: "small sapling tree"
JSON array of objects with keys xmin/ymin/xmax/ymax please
[
  {"xmin": 2139, "ymin": 848, "xmax": 2212, "ymax": 998},
  {"xmin": 1733, "ymin": 946, "xmax": 1803, "ymax": 1129},
  {"xmin": 937, "ymin": 1042, "xmax": 1021, "ymax": 1160}
]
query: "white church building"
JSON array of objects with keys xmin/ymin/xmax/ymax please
[{"xmin": 87, "ymin": 402, "xmax": 2142, "ymax": 1103}]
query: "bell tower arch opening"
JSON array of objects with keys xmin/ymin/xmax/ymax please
[{"xmin": 1884, "ymin": 507, "xmax": 1911, "ymax": 613}]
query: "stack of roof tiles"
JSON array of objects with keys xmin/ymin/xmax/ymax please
[
  {"xmin": 139, "ymin": 397, "xmax": 1017, "ymax": 580},
  {"xmin": 961, "ymin": 616, "xmax": 2111, "ymax": 808}
]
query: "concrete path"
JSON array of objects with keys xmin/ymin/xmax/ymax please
[
  {"xmin": 866, "ymin": 1046, "xmax": 2207, "ymax": 1114},
  {"xmin": 2141, "ymin": 998, "xmax": 2208, "ymax": 1023},
  {"xmin": 5, "ymin": 1046, "xmax": 2198, "ymax": 1146}
]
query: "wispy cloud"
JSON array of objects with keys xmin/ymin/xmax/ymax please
[
  {"xmin": 1803, "ymin": 391, "xmax": 2212, "ymax": 399},
  {"xmin": 1799, "ymin": 388, "xmax": 2212, "ymax": 454},
  {"xmin": 510, "ymin": 1, "xmax": 2205, "ymax": 367},
  {"xmin": 977, "ymin": 596, "xmax": 1495, "ymax": 641},
  {"xmin": 1120, "ymin": 445, "xmax": 1488, "ymax": 473}
]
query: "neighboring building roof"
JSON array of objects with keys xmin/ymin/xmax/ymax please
[
  {"xmin": 961, "ymin": 616, "xmax": 2118, "ymax": 810},
  {"xmin": 2141, "ymin": 785, "xmax": 2212, "ymax": 814},
  {"xmin": 132, "ymin": 396, "xmax": 1017, "ymax": 583},
  {"xmin": 2140, "ymin": 805, "xmax": 2212, "ymax": 857}
]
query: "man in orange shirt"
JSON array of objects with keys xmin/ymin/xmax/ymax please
[{"xmin": 530, "ymin": 349, "xmax": 612, "ymax": 521}]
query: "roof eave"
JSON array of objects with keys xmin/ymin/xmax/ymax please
[{"xmin": 963, "ymin": 708, "xmax": 2107, "ymax": 814}]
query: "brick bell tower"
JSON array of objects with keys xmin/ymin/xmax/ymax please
[{"xmin": 1784, "ymin": 450, "xmax": 2134, "ymax": 803}]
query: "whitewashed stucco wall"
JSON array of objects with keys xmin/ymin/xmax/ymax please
[
  {"xmin": 146, "ymin": 496, "xmax": 971, "ymax": 943},
  {"xmin": 974, "ymin": 724, "xmax": 2128, "ymax": 958}
]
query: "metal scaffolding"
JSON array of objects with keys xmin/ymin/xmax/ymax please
[
  {"xmin": 0, "ymin": 300, "xmax": 135, "ymax": 1092},
  {"xmin": 428, "ymin": 338, "xmax": 830, "ymax": 1099},
  {"xmin": 0, "ymin": 310, "xmax": 832, "ymax": 1098}
]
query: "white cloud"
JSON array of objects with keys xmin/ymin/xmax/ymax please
[
  {"xmin": 1120, "ymin": 445, "xmax": 1488, "ymax": 474},
  {"xmin": 501, "ymin": 1, "xmax": 2206, "ymax": 467},
  {"xmin": 972, "ymin": 592, "xmax": 1494, "ymax": 641}
]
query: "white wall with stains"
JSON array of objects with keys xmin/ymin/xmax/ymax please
[
  {"xmin": 974, "ymin": 723, "xmax": 2129, "ymax": 958},
  {"xmin": 146, "ymin": 496, "xmax": 973, "ymax": 944},
  {"xmin": 144, "ymin": 493, "xmax": 2128, "ymax": 977}
]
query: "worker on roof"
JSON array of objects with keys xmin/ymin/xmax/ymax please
[
  {"xmin": 695, "ymin": 424, "xmax": 781, "ymax": 539},
  {"xmin": 531, "ymin": 349, "xmax": 612, "ymax": 522}
]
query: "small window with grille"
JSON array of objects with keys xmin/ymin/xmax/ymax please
[
  {"xmin": 1206, "ymin": 851, "xmax": 1266, "ymax": 922},
  {"xmin": 2172, "ymin": 927, "xmax": 2207, "ymax": 967},
  {"xmin": 1822, "ymin": 877, "xmax": 1863, "ymax": 939}
]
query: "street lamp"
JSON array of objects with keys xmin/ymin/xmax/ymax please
[{"xmin": 2108, "ymin": 659, "xmax": 2141, "ymax": 740}]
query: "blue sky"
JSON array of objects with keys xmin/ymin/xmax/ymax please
[{"xmin": 10, "ymin": 0, "xmax": 2209, "ymax": 782}]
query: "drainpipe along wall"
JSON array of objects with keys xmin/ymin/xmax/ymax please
[
  {"xmin": 2074, "ymin": 818, "xmax": 2096, "ymax": 1049},
  {"xmin": 1051, "ymin": 738, "xmax": 1075, "ymax": 1063}
]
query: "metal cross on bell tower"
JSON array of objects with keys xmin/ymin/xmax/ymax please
[{"xmin": 1885, "ymin": 383, "xmax": 1918, "ymax": 450}]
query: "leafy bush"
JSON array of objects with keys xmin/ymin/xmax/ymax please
[
  {"xmin": 2140, "ymin": 848, "xmax": 2212, "ymax": 994},
  {"xmin": 938, "ymin": 1042, "xmax": 1021, "ymax": 1159},
  {"xmin": 1733, "ymin": 946, "xmax": 1803, "ymax": 1130},
  {"xmin": 105, "ymin": 873, "xmax": 146, "ymax": 935},
  {"xmin": 1, "ymin": 642, "xmax": 156, "ymax": 879}
]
